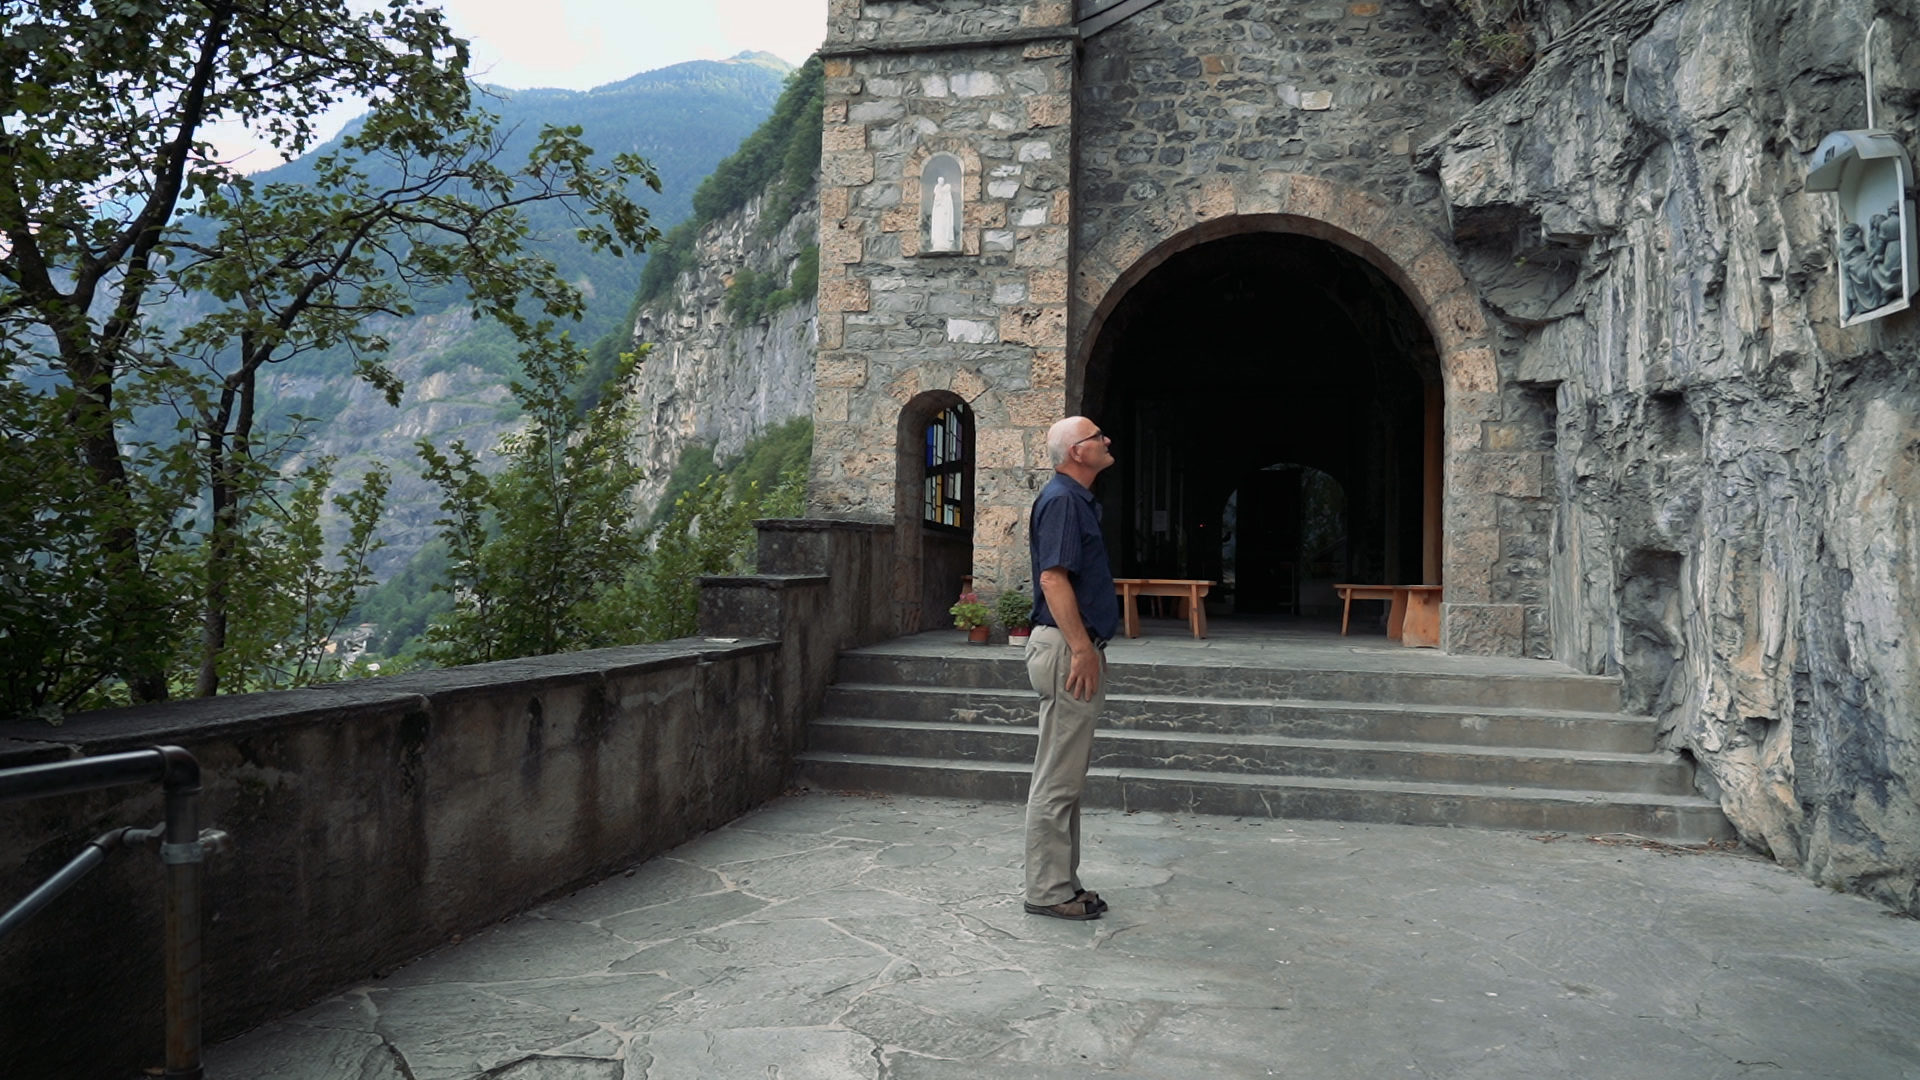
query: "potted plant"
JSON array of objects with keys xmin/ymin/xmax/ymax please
[
  {"xmin": 996, "ymin": 588, "xmax": 1033, "ymax": 647},
  {"xmin": 949, "ymin": 591, "xmax": 992, "ymax": 643}
]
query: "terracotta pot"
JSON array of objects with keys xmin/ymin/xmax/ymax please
[
  {"xmin": 967, "ymin": 625, "xmax": 991, "ymax": 644},
  {"xmin": 1008, "ymin": 632, "xmax": 1030, "ymax": 647}
]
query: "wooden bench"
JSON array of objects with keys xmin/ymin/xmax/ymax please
[
  {"xmin": 1334, "ymin": 584, "xmax": 1443, "ymax": 648},
  {"xmin": 1113, "ymin": 578, "xmax": 1214, "ymax": 639}
]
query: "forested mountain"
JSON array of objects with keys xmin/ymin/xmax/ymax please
[{"xmin": 252, "ymin": 52, "xmax": 796, "ymax": 576}]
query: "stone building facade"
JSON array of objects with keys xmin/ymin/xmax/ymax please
[{"xmin": 808, "ymin": 0, "xmax": 1920, "ymax": 911}]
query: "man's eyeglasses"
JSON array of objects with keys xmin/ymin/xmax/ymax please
[{"xmin": 1072, "ymin": 430, "xmax": 1109, "ymax": 449}]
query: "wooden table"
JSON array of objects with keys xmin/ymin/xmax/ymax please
[
  {"xmin": 1334, "ymin": 584, "xmax": 1443, "ymax": 648},
  {"xmin": 1113, "ymin": 578, "xmax": 1214, "ymax": 639}
]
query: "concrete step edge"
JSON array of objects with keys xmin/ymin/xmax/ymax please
[
  {"xmin": 824, "ymin": 682, "xmax": 1653, "ymax": 724},
  {"xmin": 795, "ymin": 752, "xmax": 1726, "ymax": 810},
  {"xmin": 809, "ymin": 717, "xmax": 1691, "ymax": 765}
]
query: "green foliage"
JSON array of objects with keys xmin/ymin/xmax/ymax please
[
  {"xmin": 995, "ymin": 589, "xmax": 1034, "ymax": 632},
  {"xmin": 689, "ymin": 56, "xmax": 825, "ymax": 230},
  {"xmin": 211, "ymin": 460, "xmax": 391, "ymax": 692},
  {"xmin": 419, "ymin": 346, "xmax": 649, "ymax": 665},
  {"xmin": 724, "ymin": 246, "xmax": 822, "ymax": 325},
  {"xmin": 350, "ymin": 540, "xmax": 455, "ymax": 657},
  {"xmin": 949, "ymin": 592, "xmax": 991, "ymax": 631},
  {"xmin": 633, "ymin": 58, "xmax": 824, "ymax": 311},
  {"xmin": 408, "ymin": 412, "xmax": 809, "ymax": 662},
  {"xmin": 651, "ymin": 417, "xmax": 812, "ymax": 528},
  {"xmin": 0, "ymin": 0, "xmax": 659, "ymax": 709},
  {"xmin": 1441, "ymin": 0, "xmax": 1536, "ymax": 90}
]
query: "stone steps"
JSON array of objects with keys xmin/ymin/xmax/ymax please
[
  {"xmin": 798, "ymin": 753, "xmax": 1735, "ymax": 839},
  {"xmin": 831, "ymin": 651, "xmax": 1626, "ymax": 711},
  {"xmin": 822, "ymin": 683, "xmax": 1660, "ymax": 752},
  {"xmin": 797, "ymin": 642, "xmax": 1734, "ymax": 842},
  {"xmin": 807, "ymin": 717, "xmax": 1696, "ymax": 795}
]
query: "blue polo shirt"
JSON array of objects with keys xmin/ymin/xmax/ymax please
[{"xmin": 1029, "ymin": 471, "xmax": 1119, "ymax": 642}]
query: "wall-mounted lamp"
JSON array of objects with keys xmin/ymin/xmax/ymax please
[{"xmin": 1805, "ymin": 20, "xmax": 1917, "ymax": 326}]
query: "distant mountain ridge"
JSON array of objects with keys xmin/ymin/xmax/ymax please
[{"xmin": 244, "ymin": 51, "xmax": 799, "ymax": 577}]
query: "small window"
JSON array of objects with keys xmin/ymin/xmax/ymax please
[{"xmin": 923, "ymin": 405, "xmax": 971, "ymax": 529}]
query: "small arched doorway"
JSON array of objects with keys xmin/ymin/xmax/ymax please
[
  {"xmin": 895, "ymin": 392, "xmax": 975, "ymax": 630},
  {"xmin": 1082, "ymin": 230, "xmax": 1441, "ymax": 622}
]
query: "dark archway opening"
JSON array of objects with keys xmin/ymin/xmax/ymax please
[{"xmin": 1083, "ymin": 232, "xmax": 1441, "ymax": 618}]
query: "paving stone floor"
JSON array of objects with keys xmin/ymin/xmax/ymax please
[{"xmin": 208, "ymin": 790, "xmax": 1920, "ymax": 1079}]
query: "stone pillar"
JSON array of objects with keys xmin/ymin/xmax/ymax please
[{"xmin": 811, "ymin": 2, "xmax": 1078, "ymax": 600}]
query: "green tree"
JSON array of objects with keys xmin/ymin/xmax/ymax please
[
  {"xmin": 0, "ymin": 0, "xmax": 659, "ymax": 712},
  {"xmin": 419, "ymin": 346, "xmax": 650, "ymax": 664}
]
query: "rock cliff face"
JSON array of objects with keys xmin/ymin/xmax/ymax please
[
  {"xmin": 1428, "ymin": 0, "xmax": 1920, "ymax": 911},
  {"xmin": 627, "ymin": 193, "xmax": 820, "ymax": 516}
]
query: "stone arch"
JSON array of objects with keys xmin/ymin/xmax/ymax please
[
  {"xmin": 892, "ymin": 383, "xmax": 997, "ymax": 632},
  {"xmin": 1072, "ymin": 173, "xmax": 1519, "ymax": 655}
]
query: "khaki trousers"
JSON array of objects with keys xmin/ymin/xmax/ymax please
[{"xmin": 1023, "ymin": 624, "xmax": 1106, "ymax": 906}]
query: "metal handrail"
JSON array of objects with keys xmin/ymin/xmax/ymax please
[{"xmin": 1, "ymin": 746, "xmax": 216, "ymax": 1080}]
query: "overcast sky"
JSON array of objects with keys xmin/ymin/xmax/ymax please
[
  {"xmin": 443, "ymin": 0, "xmax": 828, "ymax": 90},
  {"xmin": 216, "ymin": 0, "xmax": 828, "ymax": 168}
]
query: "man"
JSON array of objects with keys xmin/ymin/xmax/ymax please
[{"xmin": 1023, "ymin": 415, "xmax": 1120, "ymax": 921}]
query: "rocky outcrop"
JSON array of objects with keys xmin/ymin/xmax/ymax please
[
  {"xmin": 1428, "ymin": 0, "xmax": 1920, "ymax": 911},
  {"xmin": 268, "ymin": 309, "xmax": 524, "ymax": 579},
  {"xmin": 627, "ymin": 193, "xmax": 819, "ymax": 517}
]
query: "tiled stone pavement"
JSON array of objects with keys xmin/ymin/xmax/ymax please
[{"xmin": 209, "ymin": 792, "xmax": 1920, "ymax": 1079}]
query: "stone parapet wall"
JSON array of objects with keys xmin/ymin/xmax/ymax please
[
  {"xmin": 0, "ymin": 521, "xmax": 897, "ymax": 1077},
  {"xmin": 0, "ymin": 643, "xmax": 777, "ymax": 1076},
  {"xmin": 1430, "ymin": 0, "xmax": 1920, "ymax": 911},
  {"xmin": 813, "ymin": 0, "xmax": 1079, "ymax": 596}
]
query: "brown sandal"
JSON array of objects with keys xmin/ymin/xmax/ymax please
[
  {"xmin": 1074, "ymin": 889, "xmax": 1108, "ymax": 913},
  {"xmin": 1024, "ymin": 898, "xmax": 1102, "ymax": 920}
]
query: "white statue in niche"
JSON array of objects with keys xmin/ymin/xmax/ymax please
[
  {"xmin": 922, "ymin": 154, "xmax": 963, "ymax": 254},
  {"xmin": 929, "ymin": 175, "xmax": 957, "ymax": 252}
]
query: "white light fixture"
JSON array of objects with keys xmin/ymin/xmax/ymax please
[{"xmin": 1805, "ymin": 21, "xmax": 1917, "ymax": 326}]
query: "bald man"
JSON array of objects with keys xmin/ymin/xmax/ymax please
[{"xmin": 1022, "ymin": 415, "xmax": 1120, "ymax": 920}]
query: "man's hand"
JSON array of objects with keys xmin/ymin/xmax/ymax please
[{"xmin": 1066, "ymin": 644, "xmax": 1102, "ymax": 701}]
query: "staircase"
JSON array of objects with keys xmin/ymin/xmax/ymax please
[{"xmin": 796, "ymin": 633, "xmax": 1734, "ymax": 841}]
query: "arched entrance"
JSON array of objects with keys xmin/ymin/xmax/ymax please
[
  {"xmin": 1082, "ymin": 231, "xmax": 1442, "ymax": 620},
  {"xmin": 894, "ymin": 391, "xmax": 975, "ymax": 630}
]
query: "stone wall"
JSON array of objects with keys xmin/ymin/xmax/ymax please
[
  {"xmin": 1075, "ymin": 0, "xmax": 1465, "ymax": 244},
  {"xmin": 1428, "ymin": 0, "xmax": 1920, "ymax": 911},
  {"xmin": 1069, "ymin": 0, "xmax": 1550, "ymax": 654},
  {"xmin": 628, "ymin": 190, "xmax": 820, "ymax": 517},
  {"xmin": 813, "ymin": 0, "xmax": 1080, "ymax": 596},
  {"xmin": 0, "ymin": 520, "xmax": 896, "ymax": 1077}
]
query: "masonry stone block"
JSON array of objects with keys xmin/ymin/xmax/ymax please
[
  {"xmin": 1443, "ymin": 603, "xmax": 1526, "ymax": 656},
  {"xmin": 949, "ymin": 368, "xmax": 989, "ymax": 402},
  {"xmin": 1000, "ymin": 305, "xmax": 1066, "ymax": 348},
  {"xmin": 821, "ymin": 185, "xmax": 851, "ymax": 222},
  {"xmin": 1411, "ymin": 245, "xmax": 1469, "ymax": 296},
  {"xmin": 1448, "ymin": 346, "xmax": 1499, "ymax": 393},
  {"xmin": 818, "ymin": 352, "xmax": 870, "ymax": 388},
  {"xmin": 819, "ymin": 276, "xmax": 870, "ymax": 314},
  {"xmin": 816, "ymin": 388, "xmax": 850, "ymax": 423},
  {"xmin": 947, "ymin": 319, "xmax": 998, "ymax": 344},
  {"xmin": 822, "ymin": 150, "xmax": 875, "ymax": 187},
  {"xmin": 1028, "ymin": 268, "xmax": 1067, "ymax": 305},
  {"xmin": 1031, "ymin": 348, "xmax": 1066, "ymax": 389},
  {"xmin": 823, "ymin": 123, "xmax": 867, "ymax": 153},
  {"xmin": 822, "ymin": 220, "xmax": 864, "ymax": 265},
  {"xmin": 1027, "ymin": 93, "xmax": 1071, "ymax": 128},
  {"xmin": 885, "ymin": 368, "xmax": 923, "ymax": 404},
  {"xmin": 1004, "ymin": 390, "xmax": 1065, "ymax": 426}
]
